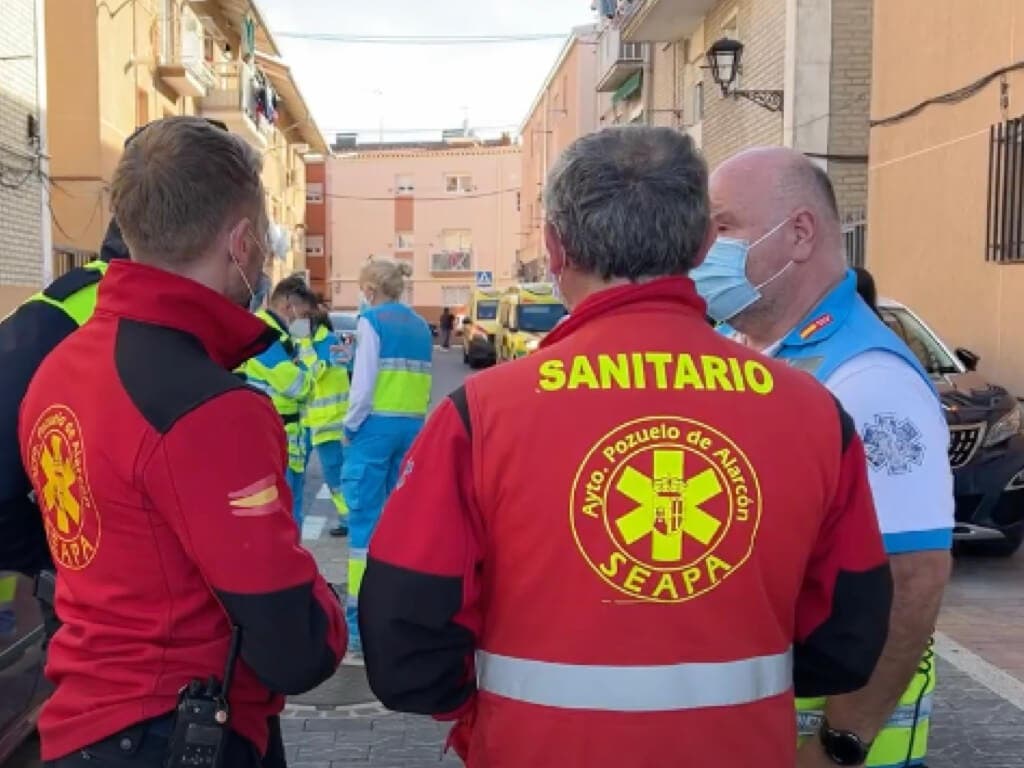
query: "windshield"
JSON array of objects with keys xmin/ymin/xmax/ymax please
[
  {"xmin": 476, "ymin": 300, "xmax": 499, "ymax": 321},
  {"xmin": 518, "ymin": 303, "xmax": 567, "ymax": 333},
  {"xmin": 879, "ymin": 307, "xmax": 961, "ymax": 375}
]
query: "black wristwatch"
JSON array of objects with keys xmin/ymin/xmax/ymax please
[{"xmin": 818, "ymin": 717, "xmax": 871, "ymax": 766}]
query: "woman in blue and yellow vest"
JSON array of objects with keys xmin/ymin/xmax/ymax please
[
  {"xmin": 342, "ymin": 259, "xmax": 432, "ymax": 663},
  {"xmin": 239, "ymin": 278, "xmax": 318, "ymax": 529},
  {"xmin": 297, "ymin": 301, "xmax": 352, "ymax": 536}
]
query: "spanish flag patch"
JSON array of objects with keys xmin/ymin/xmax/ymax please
[{"xmin": 228, "ymin": 475, "xmax": 281, "ymax": 517}]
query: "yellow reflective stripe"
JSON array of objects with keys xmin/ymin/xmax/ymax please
[
  {"xmin": 0, "ymin": 574, "xmax": 17, "ymax": 602},
  {"xmin": 372, "ymin": 370, "xmax": 431, "ymax": 416},
  {"xmin": 348, "ymin": 548, "xmax": 367, "ymax": 599},
  {"xmin": 477, "ymin": 648, "xmax": 794, "ymax": 712}
]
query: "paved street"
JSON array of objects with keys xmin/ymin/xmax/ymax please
[{"xmin": 8, "ymin": 347, "xmax": 1024, "ymax": 767}]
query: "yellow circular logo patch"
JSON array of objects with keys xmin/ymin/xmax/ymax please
[
  {"xmin": 570, "ymin": 416, "xmax": 761, "ymax": 603},
  {"xmin": 28, "ymin": 405, "xmax": 101, "ymax": 570}
]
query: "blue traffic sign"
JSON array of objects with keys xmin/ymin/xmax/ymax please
[{"xmin": 475, "ymin": 271, "xmax": 494, "ymax": 287}]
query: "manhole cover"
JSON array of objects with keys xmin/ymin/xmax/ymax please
[{"xmin": 289, "ymin": 665, "xmax": 376, "ymax": 707}]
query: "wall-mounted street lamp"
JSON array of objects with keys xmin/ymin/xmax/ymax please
[{"xmin": 705, "ymin": 37, "xmax": 784, "ymax": 113}]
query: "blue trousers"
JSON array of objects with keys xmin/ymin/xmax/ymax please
[
  {"xmin": 342, "ymin": 416, "xmax": 423, "ymax": 651},
  {"xmin": 315, "ymin": 439, "xmax": 348, "ymax": 523},
  {"xmin": 285, "ymin": 467, "xmax": 305, "ymax": 531}
]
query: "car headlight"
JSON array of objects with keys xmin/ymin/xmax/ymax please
[
  {"xmin": 525, "ymin": 339, "xmax": 540, "ymax": 352},
  {"xmin": 984, "ymin": 405, "xmax": 1023, "ymax": 447}
]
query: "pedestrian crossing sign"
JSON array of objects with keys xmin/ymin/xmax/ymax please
[{"xmin": 476, "ymin": 271, "xmax": 493, "ymax": 288}]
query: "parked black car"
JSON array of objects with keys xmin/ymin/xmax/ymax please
[
  {"xmin": 879, "ymin": 298, "xmax": 1024, "ymax": 556},
  {"xmin": 0, "ymin": 571, "xmax": 49, "ymax": 764}
]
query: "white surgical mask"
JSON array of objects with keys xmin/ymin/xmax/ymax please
[{"xmin": 289, "ymin": 318, "xmax": 311, "ymax": 338}]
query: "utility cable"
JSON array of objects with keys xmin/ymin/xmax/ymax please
[{"xmin": 871, "ymin": 60, "xmax": 1024, "ymax": 128}]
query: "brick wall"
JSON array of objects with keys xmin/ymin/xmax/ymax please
[
  {"xmin": 701, "ymin": 0, "xmax": 786, "ymax": 170},
  {"xmin": 828, "ymin": 0, "xmax": 872, "ymax": 221},
  {"xmin": 0, "ymin": 0, "xmax": 44, "ymax": 289}
]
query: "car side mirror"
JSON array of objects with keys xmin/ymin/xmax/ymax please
[{"xmin": 955, "ymin": 347, "xmax": 980, "ymax": 371}]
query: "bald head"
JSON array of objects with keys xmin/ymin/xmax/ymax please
[{"xmin": 700, "ymin": 146, "xmax": 848, "ymax": 345}]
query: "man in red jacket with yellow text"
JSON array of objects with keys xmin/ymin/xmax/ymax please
[
  {"xmin": 359, "ymin": 127, "xmax": 893, "ymax": 768},
  {"xmin": 20, "ymin": 117, "xmax": 346, "ymax": 768}
]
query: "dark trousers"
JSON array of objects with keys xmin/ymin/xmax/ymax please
[
  {"xmin": 45, "ymin": 715, "xmax": 286, "ymax": 768},
  {"xmin": 440, "ymin": 328, "xmax": 451, "ymax": 348}
]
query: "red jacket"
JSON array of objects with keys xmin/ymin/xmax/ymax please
[
  {"xmin": 359, "ymin": 278, "xmax": 892, "ymax": 768},
  {"xmin": 19, "ymin": 261, "xmax": 346, "ymax": 760}
]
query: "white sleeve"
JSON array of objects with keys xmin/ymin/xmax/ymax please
[
  {"xmin": 825, "ymin": 350, "xmax": 954, "ymax": 554},
  {"xmin": 343, "ymin": 318, "xmax": 380, "ymax": 434}
]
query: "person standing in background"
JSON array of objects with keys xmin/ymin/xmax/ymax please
[
  {"xmin": 341, "ymin": 259, "xmax": 432, "ymax": 665},
  {"xmin": 295, "ymin": 291, "xmax": 352, "ymax": 538},
  {"xmin": 240, "ymin": 277, "xmax": 320, "ymax": 529},
  {"xmin": 439, "ymin": 307, "xmax": 454, "ymax": 349}
]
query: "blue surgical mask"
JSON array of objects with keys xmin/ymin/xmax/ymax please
[{"xmin": 691, "ymin": 219, "xmax": 793, "ymax": 323}]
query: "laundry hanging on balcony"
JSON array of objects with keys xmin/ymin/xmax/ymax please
[{"xmin": 253, "ymin": 69, "xmax": 279, "ymax": 125}]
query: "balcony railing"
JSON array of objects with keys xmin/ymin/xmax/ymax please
[
  {"xmin": 597, "ymin": 25, "xmax": 645, "ymax": 92},
  {"xmin": 431, "ymin": 250, "xmax": 473, "ymax": 273},
  {"xmin": 199, "ymin": 60, "xmax": 273, "ymax": 149},
  {"xmin": 157, "ymin": 5, "xmax": 216, "ymax": 98}
]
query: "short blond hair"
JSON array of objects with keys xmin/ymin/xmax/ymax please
[
  {"xmin": 110, "ymin": 116, "xmax": 264, "ymax": 265},
  {"xmin": 360, "ymin": 258, "xmax": 413, "ymax": 301}
]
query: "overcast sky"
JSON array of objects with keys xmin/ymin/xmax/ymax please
[{"xmin": 258, "ymin": 0, "xmax": 595, "ymax": 145}]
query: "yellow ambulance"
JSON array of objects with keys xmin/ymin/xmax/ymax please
[
  {"xmin": 461, "ymin": 288, "xmax": 503, "ymax": 368},
  {"xmin": 496, "ymin": 283, "xmax": 568, "ymax": 362}
]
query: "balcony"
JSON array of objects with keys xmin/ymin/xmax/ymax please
[
  {"xmin": 596, "ymin": 26, "xmax": 644, "ymax": 92},
  {"xmin": 621, "ymin": 0, "xmax": 717, "ymax": 43},
  {"xmin": 430, "ymin": 250, "xmax": 474, "ymax": 273},
  {"xmin": 199, "ymin": 61, "xmax": 272, "ymax": 150},
  {"xmin": 157, "ymin": 5, "xmax": 216, "ymax": 98}
]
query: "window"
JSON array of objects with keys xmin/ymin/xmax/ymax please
[
  {"xmin": 518, "ymin": 303, "xmax": 568, "ymax": 333},
  {"xmin": 476, "ymin": 300, "xmax": 499, "ymax": 321},
  {"xmin": 53, "ymin": 248, "xmax": 96, "ymax": 277},
  {"xmin": 396, "ymin": 231, "xmax": 414, "ymax": 250},
  {"xmin": 305, "ymin": 235, "xmax": 325, "ymax": 257},
  {"xmin": 987, "ymin": 116, "xmax": 1024, "ymax": 263},
  {"xmin": 306, "ymin": 183, "xmax": 324, "ymax": 204},
  {"xmin": 395, "ymin": 174, "xmax": 414, "ymax": 195},
  {"xmin": 441, "ymin": 229, "xmax": 472, "ymax": 251},
  {"xmin": 879, "ymin": 307, "xmax": 960, "ymax": 376},
  {"xmin": 445, "ymin": 174, "xmax": 473, "ymax": 193},
  {"xmin": 842, "ymin": 218, "xmax": 866, "ymax": 268},
  {"xmin": 441, "ymin": 285, "xmax": 471, "ymax": 307}
]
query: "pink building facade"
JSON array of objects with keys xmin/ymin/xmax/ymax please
[{"xmin": 326, "ymin": 142, "xmax": 521, "ymax": 322}]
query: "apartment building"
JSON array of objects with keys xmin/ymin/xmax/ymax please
[
  {"xmin": 604, "ymin": 0, "xmax": 872, "ymax": 245},
  {"xmin": 519, "ymin": 24, "xmax": 599, "ymax": 280},
  {"xmin": 327, "ymin": 137, "xmax": 521, "ymax": 322},
  {"xmin": 303, "ymin": 156, "xmax": 330, "ymax": 301},
  {"xmin": 44, "ymin": 0, "xmax": 326, "ymax": 288},
  {"xmin": 0, "ymin": 0, "xmax": 49, "ymax": 316},
  {"xmin": 867, "ymin": 1, "xmax": 1024, "ymax": 394}
]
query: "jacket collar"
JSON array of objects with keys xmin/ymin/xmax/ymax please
[
  {"xmin": 779, "ymin": 269, "xmax": 857, "ymax": 349},
  {"xmin": 95, "ymin": 260, "xmax": 277, "ymax": 369},
  {"xmin": 541, "ymin": 276, "xmax": 707, "ymax": 348}
]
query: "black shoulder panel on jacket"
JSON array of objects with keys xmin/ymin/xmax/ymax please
[
  {"xmin": 42, "ymin": 267, "xmax": 102, "ymax": 302},
  {"xmin": 832, "ymin": 395, "xmax": 856, "ymax": 453},
  {"xmin": 115, "ymin": 319, "xmax": 249, "ymax": 435},
  {"xmin": 448, "ymin": 386, "xmax": 471, "ymax": 438}
]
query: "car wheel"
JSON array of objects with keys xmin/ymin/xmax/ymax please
[{"xmin": 959, "ymin": 533, "xmax": 1023, "ymax": 558}]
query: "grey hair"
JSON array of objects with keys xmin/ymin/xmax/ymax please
[{"xmin": 544, "ymin": 126, "xmax": 710, "ymax": 280}]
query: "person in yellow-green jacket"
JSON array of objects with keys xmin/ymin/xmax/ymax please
[
  {"xmin": 295, "ymin": 296, "xmax": 352, "ymax": 537},
  {"xmin": 240, "ymin": 276, "xmax": 320, "ymax": 528}
]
